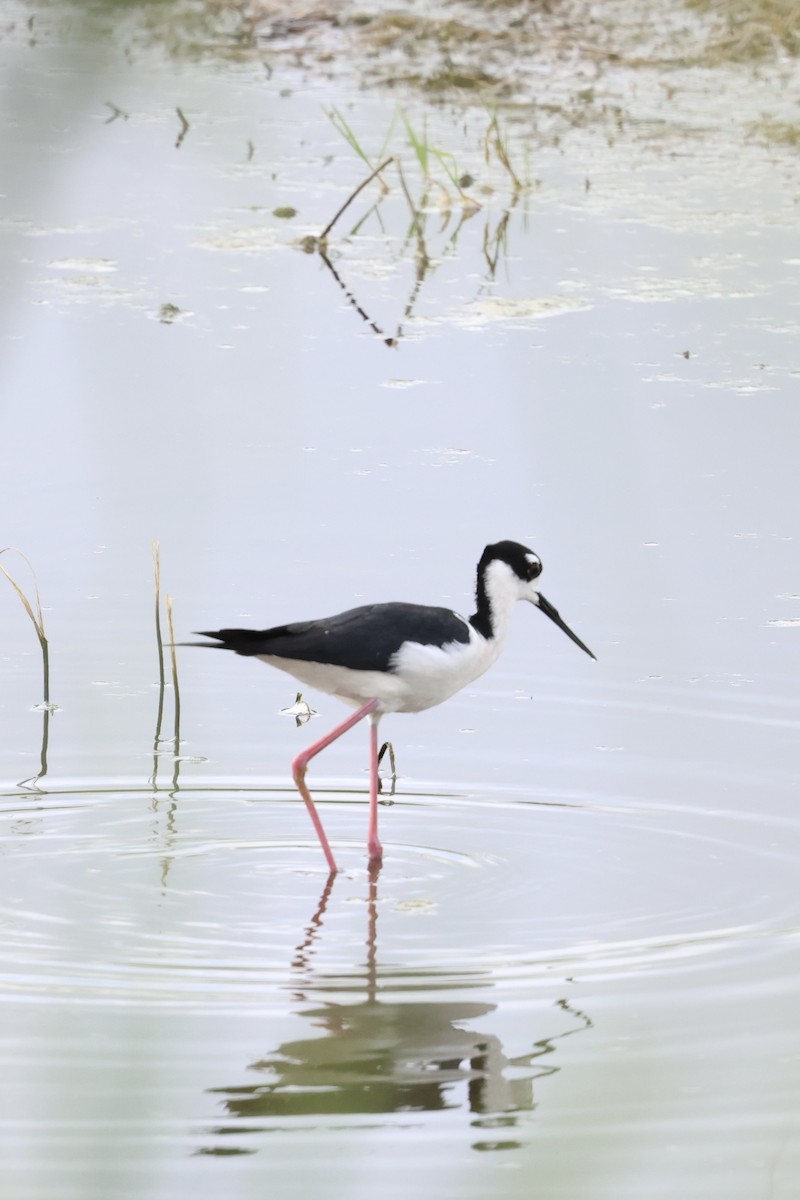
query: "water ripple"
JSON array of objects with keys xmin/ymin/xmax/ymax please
[{"xmin": 0, "ymin": 779, "xmax": 797, "ymax": 1009}]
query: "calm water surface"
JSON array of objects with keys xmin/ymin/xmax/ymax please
[{"xmin": 1, "ymin": 3, "xmax": 799, "ymax": 1197}]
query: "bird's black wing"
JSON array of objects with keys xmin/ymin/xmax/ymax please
[{"xmin": 193, "ymin": 602, "xmax": 471, "ymax": 672}]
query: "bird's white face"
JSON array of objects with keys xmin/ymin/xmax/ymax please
[{"xmin": 483, "ymin": 556, "xmax": 542, "ymax": 613}]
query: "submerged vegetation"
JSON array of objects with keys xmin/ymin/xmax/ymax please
[
  {"xmin": 117, "ymin": 0, "xmax": 798, "ymax": 70},
  {"xmin": 17, "ymin": 0, "xmax": 797, "ymax": 256},
  {"xmin": 21, "ymin": 0, "xmax": 792, "ymax": 230},
  {"xmin": 686, "ymin": 0, "xmax": 800, "ymax": 59},
  {"xmin": 321, "ymin": 105, "xmax": 523, "ymax": 227},
  {"xmin": 34, "ymin": 0, "xmax": 799, "ymax": 82},
  {"xmin": 300, "ymin": 106, "xmax": 528, "ymax": 347}
]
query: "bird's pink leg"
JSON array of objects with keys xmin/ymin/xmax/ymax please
[
  {"xmin": 367, "ymin": 713, "xmax": 383, "ymax": 864},
  {"xmin": 292, "ymin": 698, "xmax": 379, "ymax": 875}
]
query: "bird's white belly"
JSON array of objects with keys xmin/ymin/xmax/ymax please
[
  {"xmin": 259, "ymin": 655, "xmax": 407, "ymax": 710},
  {"xmin": 259, "ymin": 634, "xmax": 499, "ymax": 714},
  {"xmin": 388, "ymin": 636, "xmax": 500, "ymax": 711}
]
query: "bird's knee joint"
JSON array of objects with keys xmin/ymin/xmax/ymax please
[{"xmin": 292, "ymin": 754, "xmax": 308, "ymax": 785}]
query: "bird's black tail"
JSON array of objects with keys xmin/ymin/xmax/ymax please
[{"xmin": 178, "ymin": 629, "xmax": 277, "ymax": 656}]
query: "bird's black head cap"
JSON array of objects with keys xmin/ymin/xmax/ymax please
[
  {"xmin": 479, "ymin": 540, "xmax": 542, "ymax": 583},
  {"xmin": 471, "ymin": 540, "xmax": 543, "ymax": 637}
]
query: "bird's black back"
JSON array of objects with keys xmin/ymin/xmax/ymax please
[{"xmin": 196, "ymin": 602, "xmax": 472, "ymax": 673}]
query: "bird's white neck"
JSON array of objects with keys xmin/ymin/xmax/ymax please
[{"xmin": 470, "ymin": 558, "xmax": 525, "ymax": 645}]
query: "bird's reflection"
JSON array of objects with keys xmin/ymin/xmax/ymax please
[{"xmin": 202, "ymin": 865, "xmax": 591, "ymax": 1151}]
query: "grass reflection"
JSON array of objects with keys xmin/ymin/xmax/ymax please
[{"xmin": 150, "ymin": 539, "xmax": 182, "ymax": 795}]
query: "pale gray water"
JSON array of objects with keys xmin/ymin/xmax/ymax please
[{"xmin": 1, "ymin": 3, "xmax": 799, "ymax": 1197}]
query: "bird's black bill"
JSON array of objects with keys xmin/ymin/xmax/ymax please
[{"xmin": 536, "ymin": 593, "xmax": 596, "ymax": 661}]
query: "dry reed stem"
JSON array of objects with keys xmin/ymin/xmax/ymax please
[{"xmin": 0, "ymin": 547, "xmax": 50, "ymax": 704}]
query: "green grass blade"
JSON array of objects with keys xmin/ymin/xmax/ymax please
[
  {"xmin": 401, "ymin": 111, "xmax": 430, "ymax": 177},
  {"xmin": 325, "ymin": 106, "xmax": 374, "ymax": 168}
]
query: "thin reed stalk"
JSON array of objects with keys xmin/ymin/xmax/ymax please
[
  {"xmin": 165, "ymin": 594, "xmax": 181, "ymax": 748},
  {"xmin": 152, "ymin": 539, "xmax": 166, "ymax": 745},
  {"xmin": 0, "ymin": 547, "xmax": 50, "ymax": 705},
  {"xmin": 319, "ymin": 157, "xmax": 394, "ymax": 241}
]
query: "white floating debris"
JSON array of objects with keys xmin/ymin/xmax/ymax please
[
  {"xmin": 49, "ymin": 257, "xmax": 117, "ymax": 272},
  {"xmin": 280, "ymin": 693, "xmax": 317, "ymax": 720}
]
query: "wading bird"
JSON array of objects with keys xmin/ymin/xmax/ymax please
[{"xmin": 189, "ymin": 541, "xmax": 595, "ymax": 873}]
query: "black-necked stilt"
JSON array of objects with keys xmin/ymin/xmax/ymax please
[{"xmin": 188, "ymin": 541, "xmax": 595, "ymax": 874}]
